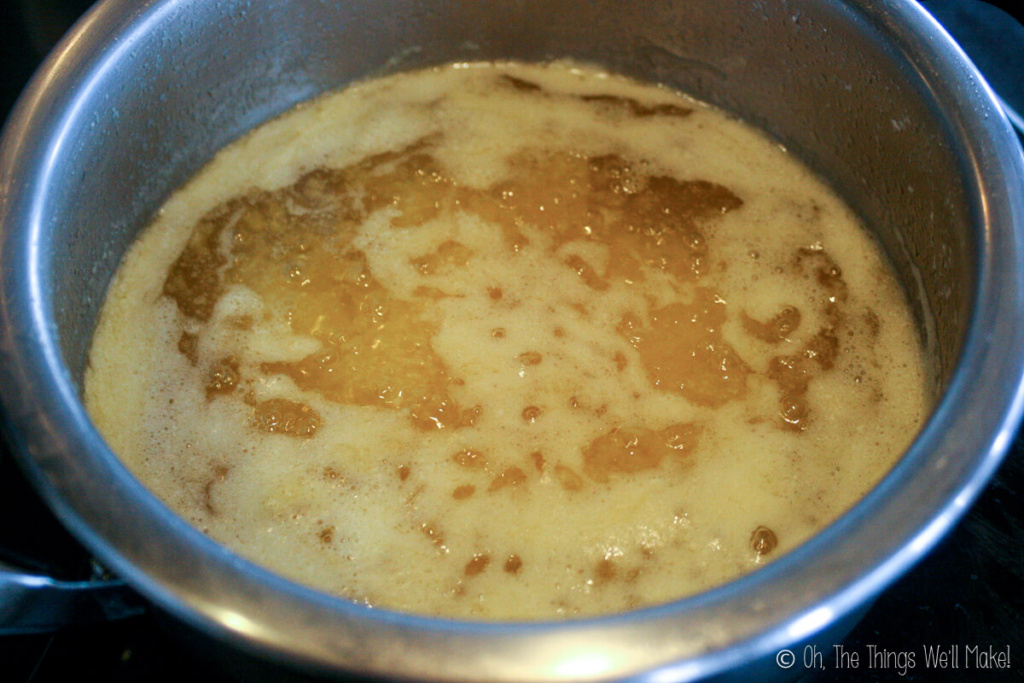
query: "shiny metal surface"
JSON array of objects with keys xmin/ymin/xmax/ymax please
[
  {"xmin": 1, "ymin": 0, "xmax": 1023, "ymax": 680},
  {"xmin": 0, "ymin": 561, "xmax": 144, "ymax": 634}
]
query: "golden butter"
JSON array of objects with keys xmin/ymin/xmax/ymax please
[{"xmin": 85, "ymin": 62, "xmax": 929, "ymax": 620}]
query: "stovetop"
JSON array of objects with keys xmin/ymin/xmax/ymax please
[{"xmin": 1, "ymin": 1, "xmax": 1022, "ymax": 681}]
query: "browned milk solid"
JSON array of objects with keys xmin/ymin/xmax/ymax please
[{"xmin": 85, "ymin": 62, "xmax": 929, "ymax": 620}]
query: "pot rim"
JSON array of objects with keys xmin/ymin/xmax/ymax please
[{"xmin": 2, "ymin": 0, "xmax": 1024, "ymax": 680}]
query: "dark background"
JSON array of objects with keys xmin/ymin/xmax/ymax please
[{"xmin": 1, "ymin": 1, "xmax": 1023, "ymax": 681}]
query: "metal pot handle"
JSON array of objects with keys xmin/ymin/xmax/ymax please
[
  {"xmin": 0, "ymin": 438, "xmax": 146, "ymax": 633},
  {"xmin": 0, "ymin": 560, "xmax": 146, "ymax": 634}
]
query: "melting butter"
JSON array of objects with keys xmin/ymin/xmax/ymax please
[{"xmin": 85, "ymin": 62, "xmax": 929, "ymax": 620}]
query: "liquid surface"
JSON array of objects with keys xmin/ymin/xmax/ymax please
[{"xmin": 85, "ymin": 62, "xmax": 929, "ymax": 620}]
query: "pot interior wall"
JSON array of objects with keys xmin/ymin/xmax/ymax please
[{"xmin": 46, "ymin": 0, "xmax": 970, "ymax": 399}]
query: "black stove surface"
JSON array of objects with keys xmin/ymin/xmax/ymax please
[{"xmin": 1, "ymin": 1, "xmax": 1023, "ymax": 681}]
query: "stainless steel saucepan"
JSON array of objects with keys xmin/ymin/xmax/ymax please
[{"xmin": 2, "ymin": 0, "xmax": 1023, "ymax": 680}]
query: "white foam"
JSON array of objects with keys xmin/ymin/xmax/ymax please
[{"xmin": 85, "ymin": 61, "xmax": 929, "ymax": 620}]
